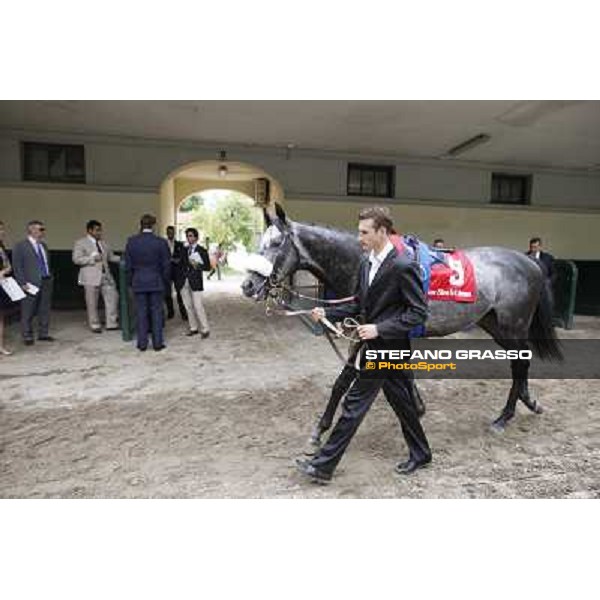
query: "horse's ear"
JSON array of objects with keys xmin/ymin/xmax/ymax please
[
  {"xmin": 263, "ymin": 208, "xmax": 273, "ymax": 228},
  {"xmin": 264, "ymin": 203, "xmax": 290, "ymax": 232},
  {"xmin": 274, "ymin": 202, "xmax": 288, "ymax": 225}
]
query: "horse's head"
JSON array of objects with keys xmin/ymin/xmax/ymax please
[{"xmin": 241, "ymin": 205, "xmax": 301, "ymax": 300}]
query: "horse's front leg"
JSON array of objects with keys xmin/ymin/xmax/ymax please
[
  {"xmin": 305, "ymin": 363, "xmax": 356, "ymax": 455},
  {"xmin": 412, "ymin": 381, "xmax": 426, "ymax": 418}
]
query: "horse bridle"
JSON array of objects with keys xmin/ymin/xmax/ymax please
[{"xmin": 251, "ymin": 228, "xmax": 363, "ymax": 366}]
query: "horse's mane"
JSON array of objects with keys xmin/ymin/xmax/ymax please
[
  {"xmin": 292, "ymin": 221, "xmax": 358, "ymax": 246},
  {"xmin": 285, "ymin": 220, "xmax": 362, "ymax": 296}
]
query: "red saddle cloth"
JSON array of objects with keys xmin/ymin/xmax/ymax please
[{"xmin": 428, "ymin": 250, "xmax": 477, "ymax": 303}]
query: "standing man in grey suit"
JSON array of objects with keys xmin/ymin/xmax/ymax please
[
  {"xmin": 73, "ymin": 219, "xmax": 120, "ymax": 333},
  {"xmin": 11, "ymin": 220, "xmax": 54, "ymax": 345}
]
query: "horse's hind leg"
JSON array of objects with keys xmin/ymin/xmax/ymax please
[
  {"xmin": 478, "ymin": 313, "xmax": 541, "ymax": 430},
  {"xmin": 492, "ymin": 349, "xmax": 543, "ymax": 428},
  {"xmin": 491, "ymin": 358, "xmax": 525, "ymax": 431},
  {"xmin": 516, "ymin": 360, "xmax": 543, "ymax": 415},
  {"xmin": 504, "ymin": 338, "xmax": 544, "ymax": 416}
]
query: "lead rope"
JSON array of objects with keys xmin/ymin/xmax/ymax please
[{"xmin": 264, "ymin": 285, "xmax": 364, "ymax": 368}]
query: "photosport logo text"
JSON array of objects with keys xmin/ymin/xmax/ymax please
[{"xmin": 362, "ymin": 347, "xmax": 535, "ymax": 379}]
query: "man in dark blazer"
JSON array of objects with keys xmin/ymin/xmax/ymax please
[
  {"xmin": 164, "ymin": 225, "xmax": 187, "ymax": 321},
  {"xmin": 297, "ymin": 206, "xmax": 431, "ymax": 482},
  {"xmin": 526, "ymin": 237, "xmax": 555, "ymax": 283},
  {"xmin": 175, "ymin": 227, "xmax": 211, "ymax": 338},
  {"xmin": 125, "ymin": 214, "xmax": 171, "ymax": 351},
  {"xmin": 11, "ymin": 220, "xmax": 54, "ymax": 345}
]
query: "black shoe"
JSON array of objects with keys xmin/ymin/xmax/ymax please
[
  {"xmin": 24, "ymin": 339, "xmax": 34, "ymax": 346},
  {"xmin": 186, "ymin": 330, "xmax": 199, "ymax": 337},
  {"xmin": 105, "ymin": 327, "xmax": 119, "ymax": 331},
  {"xmin": 395, "ymin": 456, "xmax": 431, "ymax": 475},
  {"xmin": 91, "ymin": 328, "xmax": 102, "ymax": 334},
  {"xmin": 154, "ymin": 345, "xmax": 166, "ymax": 352},
  {"xmin": 295, "ymin": 458, "xmax": 332, "ymax": 483},
  {"xmin": 38, "ymin": 336, "xmax": 55, "ymax": 342},
  {"xmin": 138, "ymin": 346, "xmax": 148, "ymax": 352},
  {"xmin": 200, "ymin": 331, "xmax": 210, "ymax": 339}
]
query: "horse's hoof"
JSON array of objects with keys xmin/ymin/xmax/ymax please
[
  {"xmin": 490, "ymin": 419, "xmax": 506, "ymax": 433},
  {"xmin": 490, "ymin": 413, "xmax": 513, "ymax": 432},
  {"xmin": 521, "ymin": 397, "xmax": 544, "ymax": 415},
  {"xmin": 304, "ymin": 437, "xmax": 321, "ymax": 456}
]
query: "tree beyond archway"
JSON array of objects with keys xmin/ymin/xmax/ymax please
[{"xmin": 178, "ymin": 189, "xmax": 263, "ymax": 251}]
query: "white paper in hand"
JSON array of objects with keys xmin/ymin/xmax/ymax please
[
  {"xmin": 189, "ymin": 253, "xmax": 203, "ymax": 266},
  {"xmin": 0, "ymin": 277, "xmax": 27, "ymax": 301},
  {"xmin": 25, "ymin": 283, "xmax": 40, "ymax": 296}
]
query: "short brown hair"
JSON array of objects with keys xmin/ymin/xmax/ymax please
[
  {"xmin": 140, "ymin": 214, "xmax": 156, "ymax": 229},
  {"xmin": 358, "ymin": 206, "xmax": 394, "ymax": 233}
]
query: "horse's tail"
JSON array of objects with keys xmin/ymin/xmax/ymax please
[{"xmin": 528, "ymin": 280, "xmax": 563, "ymax": 361}]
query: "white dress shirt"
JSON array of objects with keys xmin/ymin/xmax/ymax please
[
  {"xmin": 88, "ymin": 234, "xmax": 101, "ymax": 250},
  {"xmin": 368, "ymin": 240, "xmax": 394, "ymax": 286},
  {"xmin": 28, "ymin": 235, "xmax": 49, "ymax": 272}
]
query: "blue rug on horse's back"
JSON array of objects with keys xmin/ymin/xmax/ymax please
[{"xmin": 391, "ymin": 234, "xmax": 438, "ymax": 338}]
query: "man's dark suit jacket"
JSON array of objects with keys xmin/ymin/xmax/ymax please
[
  {"xmin": 175, "ymin": 244, "xmax": 211, "ymax": 292},
  {"xmin": 172, "ymin": 240, "xmax": 185, "ymax": 256},
  {"xmin": 11, "ymin": 239, "xmax": 52, "ymax": 287},
  {"xmin": 124, "ymin": 232, "xmax": 171, "ymax": 292},
  {"xmin": 168, "ymin": 239, "xmax": 185, "ymax": 279},
  {"xmin": 325, "ymin": 246, "xmax": 428, "ymax": 349},
  {"xmin": 526, "ymin": 250, "xmax": 555, "ymax": 282}
]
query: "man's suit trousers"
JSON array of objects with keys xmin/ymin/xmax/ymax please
[
  {"xmin": 180, "ymin": 280, "xmax": 209, "ymax": 334},
  {"xmin": 134, "ymin": 291, "xmax": 164, "ymax": 349},
  {"xmin": 311, "ymin": 371, "xmax": 431, "ymax": 475},
  {"xmin": 20, "ymin": 277, "xmax": 53, "ymax": 341},
  {"xmin": 84, "ymin": 274, "xmax": 119, "ymax": 330}
]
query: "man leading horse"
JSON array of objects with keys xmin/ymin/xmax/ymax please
[{"xmin": 296, "ymin": 206, "xmax": 432, "ymax": 482}]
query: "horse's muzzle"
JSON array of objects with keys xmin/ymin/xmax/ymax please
[
  {"xmin": 241, "ymin": 276, "xmax": 269, "ymax": 300},
  {"xmin": 241, "ymin": 279, "xmax": 256, "ymax": 298}
]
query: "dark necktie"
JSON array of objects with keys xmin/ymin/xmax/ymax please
[
  {"xmin": 36, "ymin": 243, "xmax": 49, "ymax": 277},
  {"xmin": 96, "ymin": 241, "xmax": 106, "ymax": 272}
]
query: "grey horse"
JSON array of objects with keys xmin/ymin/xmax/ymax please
[{"xmin": 241, "ymin": 205, "xmax": 562, "ymax": 440}]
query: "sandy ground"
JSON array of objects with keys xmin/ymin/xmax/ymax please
[{"xmin": 1, "ymin": 274, "xmax": 599, "ymax": 498}]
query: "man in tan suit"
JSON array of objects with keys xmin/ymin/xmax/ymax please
[{"xmin": 73, "ymin": 220, "xmax": 120, "ymax": 333}]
